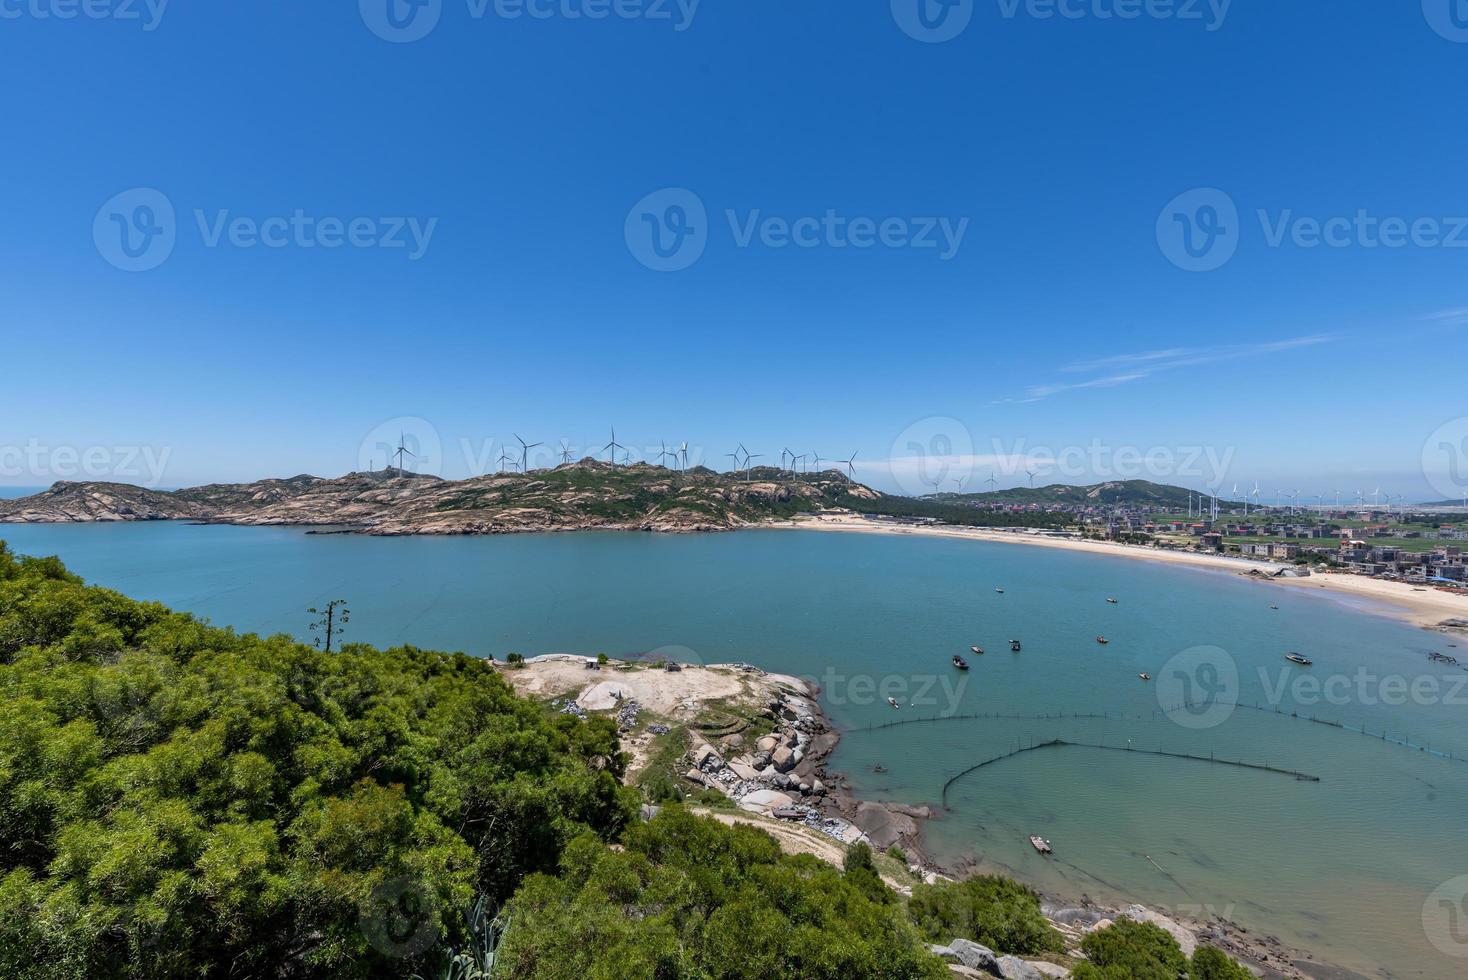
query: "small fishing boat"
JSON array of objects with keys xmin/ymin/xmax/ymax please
[
  {"xmin": 1270, "ymin": 604, "xmax": 1279, "ymax": 610},
  {"xmin": 1095, "ymin": 636, "xmax": 1109, "ymax": 645},
  {"xmin": 1106, "ymin": 598, "xmax": 1118, "ymax": 604},
  {"xmin": 971, "ymin": 645, "xmax": 984, "ymax": 655},
  {"xmin": 1139, "ymin": 672, "xmax": 1151, "ymax": 681},
  {"xmin": 995, "ymin": 588, "xmax": 1005, "ymax": 594},
  {"xmin": 1285, "ymin": 653, "xmax": 1313, "ymax": 666},
  {"xmin": 1010, "ymin": 640, "xmax": 1022, "ymax": 652},
  {"xmin": 952, "ymin": 655, "xmax": 970, "ymax": 670},
  {"xmin": 887, "ymin": 697, "xmax": 901, "ymax": 709},
  {"xmin": 1029, "ymin": 835, "xmax": 1053, "ymax": 855}
]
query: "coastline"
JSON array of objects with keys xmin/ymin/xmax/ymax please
[
  {"xmin": 501, "ymin": 654, "xmax": 1348, "ymax": 980},
  {"xmin": 786, "ymin": 513, "xmax": 1468, "ymax": 630}
]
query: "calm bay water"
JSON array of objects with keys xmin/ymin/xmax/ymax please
[{"xmin": 3, "ymin": 521, "xmax": 1466, "ymax": 978}]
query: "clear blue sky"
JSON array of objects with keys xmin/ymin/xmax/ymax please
[{"xmin": 2, "ymin": 2, "xmax": 1465, "ymax": 500}]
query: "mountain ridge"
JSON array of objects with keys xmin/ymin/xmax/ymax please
[{"xmin": 0, "ymin": 461, "xmax": 880, "ymax": 534}]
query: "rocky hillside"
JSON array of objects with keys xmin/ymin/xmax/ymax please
[
  {"xmin": 933, "ymin": 479, "xmax": 1202, "ymax": 509},
  {"xmin": 0, "ymin": 462, "xmax": 879, "ymax": 534}
]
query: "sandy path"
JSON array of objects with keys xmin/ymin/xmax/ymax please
[{"xmin": 787, "ymin": 515, "xmax": 1468, "ymax": 629}]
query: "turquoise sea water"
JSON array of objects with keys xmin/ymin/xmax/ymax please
[{"xmin": 3, "ymin": 522, "xmax": 1466, "ymax": 979}]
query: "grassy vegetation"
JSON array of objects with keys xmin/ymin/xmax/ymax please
[{"xmin": 839, "ymin": 494, "xmax": 1069, "ymax": 529}]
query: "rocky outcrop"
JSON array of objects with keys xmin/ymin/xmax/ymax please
[{"xmin": 0, "ymin": 462, "xmax": 880, "ymax": 535}]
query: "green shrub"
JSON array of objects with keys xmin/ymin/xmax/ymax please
[
  {"xmin": 1071, "ymin": 919, "xmax": 1187, "ymax": 980},
  {"xmin": 495, "ymin": 808, "xmax": 947, "ymax": 979},
  {"xmin": 907, "ymin": 875, "xmax": 1063, "ymax": 955},
  {"xmin": 0, "ymin": 543, "xmax": 636, "ymax": 979},
  {"xmin": 1190, "ymin": 945, "xmax": 1254, "ymax": 979}
]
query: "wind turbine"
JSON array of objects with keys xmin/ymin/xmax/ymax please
[
  {"xmin": 496, "ymin": 450, "xmax": 514, "ymax": 473},
  {"xmin": 514, "ymin": 434, "xmax": 542, "ymax": 473},
  {"xmin": 812, "ymin": 452, "xmax": 824, "ymax": 473},
  {"xmin": 725, "ymin": 450, "xmax": 743, "ymax": 474},
  {"xmin": 985, "ymin": 471, "xmax": 998, "ymax": 493},
  {"xmin": 679, "ymin": 442, "xmax": 690, "ymax": 471},
  {"xmin": 654, "ymin": 441, "xmax": 677, "ymax": 468},
  {"xmin": 743, "ymin": 453, "xmax": 763, "ymax": 480},
  {"xmin": 601, "ymin": 427, "xmax": 627, "ymax": 467},
  {"xmin": 558, "ymin": 441, "xmax": 574, "ymax": 465},
  {"xmin": 791, "ymin": 452, "xmax": 806, "ymax": 474},
  {"xmin": 391, "ymin": 432, "xmax": 415, "ymax": 475},
  {"xmin": 1025, "ymin": 469, "xmax": 1037, "ymax": 488},
  {"xmin": 841, "ymin": 452, "xmax": 858, "ymax": 478},
  {"xmin": 1371, "ymin": 486, "xmax": 1382, "ymax": 508}
]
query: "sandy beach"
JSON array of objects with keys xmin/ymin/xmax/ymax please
[{"xmin": 788, "ymin": 514, "xmax": 1468, "ymax": 630}]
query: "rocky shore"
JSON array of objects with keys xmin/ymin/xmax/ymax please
[{"xmin": 502, "ymin": 654, "xmax": 1358, "ymax": 979}]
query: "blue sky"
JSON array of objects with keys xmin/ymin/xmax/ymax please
[{"xmin": 2, "ymin": 1, "xmax": 1466, "ymax": 500}]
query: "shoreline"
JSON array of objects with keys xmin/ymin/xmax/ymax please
[
  {"xmin": 501, "ymin": 654, "xmax": 1347, "ymax": 980},
  {"xmin": 786, "ymin": 513, "xmax": 1468, "ymax": 630}
]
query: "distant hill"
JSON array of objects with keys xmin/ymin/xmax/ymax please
[
  {"xmin": 930, "ymin": 479, "xmax": 1204, "ymax": 509},
  {"xmin": 0, "ymin": 462, "xmax": 879, "ymax": 534}
]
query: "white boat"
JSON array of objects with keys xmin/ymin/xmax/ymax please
[{"xmin": 887, "ymin": 697, "xmax": 900, "ymax": 709}]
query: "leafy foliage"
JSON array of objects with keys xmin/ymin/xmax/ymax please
[
  {"xmin": 0, "ymin": 542, "xmax": 636, "ymax": 979},
  {"xmin": 1189, "ymin": 944, "xmax": 1254, "ymax": 980},
  {"xmin": 906, "ymin": 874, "xmax": 1064, "ymax": 955},
  {"xmin": 1071, "ymin": 919, "xmax": 1187, "ymax": 980},
  {"xmin": 495, "ymin": 807, "xmax": 947, "ymax": 979}
]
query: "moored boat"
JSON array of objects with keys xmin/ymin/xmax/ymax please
[
  {"xmin": 1139, "ymin": 672, "xmax": 1151, "ymax": 681},
  {"xmin": 995, "ymin": 588, "xmax": 1005, "ymax": 594},
  {"xmin": 1096, "ymin": 636, "xmax": 1109, "ymax": 645},
  {"xmin": 1010, "ymin": 639, "xmax": 1022, "ymax": 652},
  {"xmin": 887, "ymin": 697, "xmax": 901, "ymax": 708},
  {"xmin": 952, "ymin": 655, "xmax": 969, "ymax": 670},
  {"xmin": 970, "ymin": 645, "xmax": 984, "ymax": 655},
  {"xmin": 1106, "ymin": 597, "xmax": 1118, "ymax": 604},
  {"xmin": 1285, "ymin": 653, "xmax": 1313, "ymax": 666},
  {"xmin": 1029, "ymin": 835, "xmax": 1052, "ymax": 854}
]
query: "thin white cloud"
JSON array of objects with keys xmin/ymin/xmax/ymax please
[
  {"xmin": 1003, "ymin": 334, "xmax": 1333, "ymax": 404},
  {"xmin": 1425, "ymin": 308, "xmax": 1468, "ymax": 325}
]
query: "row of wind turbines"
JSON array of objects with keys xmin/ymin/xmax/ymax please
[
  {"xmin": 385, "ymin": 429, "xmax": 859, "ymax": 481},
  {"xmin": 1187, "ymin": 482, "xmax": 1410, "ymax": 518}
]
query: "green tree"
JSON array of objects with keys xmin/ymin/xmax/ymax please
[
  {"xmin": 1071, "ymin": 919, "xmax": 1187, "ymax": 980},
  {"xmin": 1190, "ymin": 945, "xmax": 1254, "ymax": 980},
  {"xmin": 907, "ymin": 875, "xmax": 1063, "ymax": 955}
]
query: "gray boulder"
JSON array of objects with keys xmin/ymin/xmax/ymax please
[
  {"xmin": 929, "ymin": 939, "xmax": 999, "ymax": 973},
  {"xmin": 995, "ymin": 955, "xmax": 1044, "ymax": 979}
]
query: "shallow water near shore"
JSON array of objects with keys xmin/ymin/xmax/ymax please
[{"xmin": 4, "ymin": 521, "xmax": 1466, "ymax": 979}]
